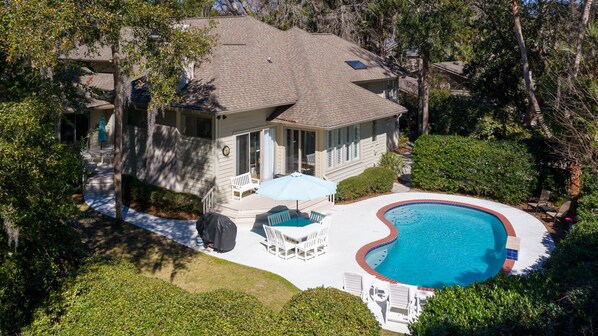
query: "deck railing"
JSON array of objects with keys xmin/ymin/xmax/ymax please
[{"xmin": 202, "ymin": 186, "xmax": 215, "ymax": 214}]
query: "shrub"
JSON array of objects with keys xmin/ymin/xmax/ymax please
[
  {"xmin": 336, "ymin": 167, "xmax": 395, "ymax": 202},
  {"xmin": 411, "ymin": 135, "xmax": 536, "ymax": 204},
  {"xmin": 123, "ymin": 174, "xmax": 203, "ymax": 217},
  {"xmin": 25, "ymin": 260, "xmax": 278, "ymax": 335},
  {"xmin": 410, "ymin": 274, "xmax": 560, "ymax": 335},
  {"xmin": 379, "ymin": 152, "xmax": 405, "ymax": 177},
  {"xmin": 191, "ymin": 289, "xmax": 279, "ymax": 336},
  {"xmin": 278, "ymin": 287, "xmax": 380, "ymax": 336}
]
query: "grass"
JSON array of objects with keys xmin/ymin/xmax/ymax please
[{"xmin": 77, "ymin": 207, "xmax": 298, "ymax": 312}]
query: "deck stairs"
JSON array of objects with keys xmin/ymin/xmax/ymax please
[{"xmin": 213, "ymin": 194, "xmax": 334, "ymax": 229}]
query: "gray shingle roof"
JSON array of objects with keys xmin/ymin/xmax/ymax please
[{"xmin": 75, "ymin": 16, "xmax": 406, "ymax": 128}]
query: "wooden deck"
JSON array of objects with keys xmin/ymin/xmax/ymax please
[{"xmin": 213, "ymin": 194, "xmax": 334, "ymax": 229}]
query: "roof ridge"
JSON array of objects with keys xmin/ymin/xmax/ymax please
[{"xmin": 288, "ymin": 28, "xmax": 329, "ymax": 125}]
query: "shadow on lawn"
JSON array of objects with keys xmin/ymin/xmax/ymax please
[{"xmin": 78, "ymin": 210, "xmax": 195, "ymax": 282}]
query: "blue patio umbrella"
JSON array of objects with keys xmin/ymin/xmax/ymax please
[
  {"xmin": 257, "ymin": 172, "xmax": 337, "ymax": 225},
  {"xmin": 97, "ymin": 115, "xmax": 107, "ymax": 149}
]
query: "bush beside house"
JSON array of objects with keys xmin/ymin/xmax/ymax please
[
  {"xmin": 411, "ymin": 135, "xmax": 536, "ymax": 204},
  {"xmin": 336, "ymin": 167, "xmax": 395, "ymax": 202},
  {"xmin": 123, "ymin": 174, "xmax": 203, "ymax": 218}
]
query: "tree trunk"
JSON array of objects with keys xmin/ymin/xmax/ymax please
[
  {"xmin": 572, "ymin": 0, "xmax": 593, "ymax": 78},
  {"xmin": 511, "ymin": 0, "xmax": 553, "ymax": 138},
  {"xmin": 569, "ymin": 161, "xmax": 582, "ymax": 196},
  {"xmin": 112, "ymin": 46, "xmax": 126, "ymax": 223},
  {"xmin": 418, "ymin": 56, "xmax": 429, "ymax": 135}
]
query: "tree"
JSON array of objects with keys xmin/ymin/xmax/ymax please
[
  {"xmin": 395, "ymin": 0, "xmax": 473, "ymax": 135},
  {"xmin": 572, "ymin": 0, "xmax": 594, "ymax": 78},
  {"xmin": 3, "ymin": 0, "xmax": 215, "ymax": 222},
  {"xmin": 0, "ymin": 97, "xmax": 84, "ymax": 333},
  {"xmin": 511, "ymin": 0, "xmax": 552, "ymax": 137}
]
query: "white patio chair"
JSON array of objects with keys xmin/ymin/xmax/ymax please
[
  {"xmin": 267, "ymin": 210, "xmax": 291, "ymax": 226},
  {"xmin": 316, "ymin": 225, "xmax": 329, "ymax": 256},
  {"xmin": 385, "ymin": 283, "xmax": 417, "ymax": 324},
  {"xmin": 274, "ymin": 229, "xmax": 296, "ymax": 260},
  {"xmin": 296, "ymin": 231, "xmax": 319, "ymax": 261},
  {"xmin": 263, "ymin": 225, "xmax": 277, "ymax": 255},
  {"xmin": 342, "ymin": 272, "xmax": 368, "ymax": 302},
  {"xmin": 309, "ymin": 211, "xmax": 326, "ymax": 223}
]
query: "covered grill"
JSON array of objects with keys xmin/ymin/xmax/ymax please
[{"xmin": 196, "ymin": 213, "xmax": 237, "ymax": 252}]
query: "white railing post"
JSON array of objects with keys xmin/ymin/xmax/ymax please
[{"xmin": 202, "ymin": 186, "xmax": 215, "ymax": 214}]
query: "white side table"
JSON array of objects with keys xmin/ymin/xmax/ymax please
[{"xmin": 370, "ymin": 279, "xmax": 389, "ymax": 303}]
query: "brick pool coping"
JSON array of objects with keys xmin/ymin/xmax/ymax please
[{"xmin": 355, "ymin": 199, "xmax": 517, "ymax": 291}]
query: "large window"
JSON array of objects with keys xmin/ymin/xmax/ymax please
[
  {"xmin": 285, "ymin": 129, "xmax": 316, "ymax": 175},
  {"xmin": 326, "ymin": 125, "xmax": 360, "ymax": 170},
  {"xmin": 236, "ymin": 131, "xmax": 260, "ymax": 179},
  {"xmin": 182, "ymin": 114, "xmax": 212, "ymax": 139}
]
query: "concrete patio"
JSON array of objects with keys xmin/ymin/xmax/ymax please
[{"xmin": 85, "ymin": 165, "xmax": 554, "ymax": 334}]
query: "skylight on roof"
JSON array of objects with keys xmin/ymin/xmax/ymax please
[{"xmin": 345, "ymin": 60, "xmax": 367, "ymax": 70}]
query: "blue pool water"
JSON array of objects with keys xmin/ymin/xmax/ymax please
[{"xmin": 366, "ymin": 203, "xmax": 507, "ymax": 288}]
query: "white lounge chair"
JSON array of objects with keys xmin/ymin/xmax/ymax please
[
  {"xmin": 273, "ymin": 229, "xmax": 296, "ymax": 260},
  {"xmin": 385, "ymin": 283, "xmax": 417, "ymax": 324},
  {"xmin": 263, "ymin": 225, "xmax": 277, "ymax": 255},
  {"xmin": 342, "ymin": 272, "xmax": 368, "ymax": 302},
  {"xmin": 296, "ymin": 231, "xmax": 319, "ymax": 261}
]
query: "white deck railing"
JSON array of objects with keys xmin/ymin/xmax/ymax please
[{"xmin": 202, "ymin": 185, "xmax": 215, "ymax": 214}]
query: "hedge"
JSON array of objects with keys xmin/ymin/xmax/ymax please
[
  {"xmin": 278, "ymin": 287, "xmax": 380, "ymax": 336},
  {"xmin": 123, "ymin": 174, "xmax": 203, "ymax": 217},
  {"xmin": 24, "ymin": 260, "xmax": 277, "ymax": 335},
  {"xmin": 336, "ymin": 167, "xmax": 395, "ymax": 202},
  {"xmin": 411, "ymin": 135, "xmax": 536, "ymax": 204},
  {"xmin": 409, "ymin": 274, "xmax": 561, "ymax": 335}
]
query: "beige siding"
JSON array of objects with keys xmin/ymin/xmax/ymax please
[
  {"xmin": 123, "ymin": 124, "xmax": 215, "ymax": 196},
  {"xmin": 123, "ymin": 126, "xmax": 148, "ymax": 179},
  {"xmin": 356, "ymin": 80, "xmax": 389, "ymax": 99},
  {"xmin": 178, "ymin": 135, "xmax": 214, "ymax": 195},
  {"xmin": 215, "ymin": 107, "xmax": 276, "ymax": 202}
]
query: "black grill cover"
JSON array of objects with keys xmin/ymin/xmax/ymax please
[{"xmin": 196, "ymin": 213, "xmax": 237, "ymax": 252}]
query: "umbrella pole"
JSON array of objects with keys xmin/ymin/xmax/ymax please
[{"xmin": 296, "ymin": 200, "xmax": 299, "ymax": 226}]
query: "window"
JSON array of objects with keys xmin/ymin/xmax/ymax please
[
  {"xmin": 345, "ymin": 60, "xmax": 368, "ymax": 70},
  {"xmin": 386, "ymin": 79, "xmax": 398, "ymax": 101},
  {"xmin": 126, "ymin": 106, "xmax": 147, "ymax": 127},
  {"xmin": 284, "ymin": 129, "xmax": 316, "ymax": 175},
  {"xmin": 336, "ymin": 128, "xmax": 342, "ymax": 166},
  {"xmin": 353, "ymin": 125, "xmax": 360, "ymax": 159},
  {"xmin": 326, "ymin": 125, "xmax": 361, "ymax": 170},
  {"xmin": 236, "ymin": 131, "xmax": 260, "ymax": 178},
  {"xmin": 326, "ymin": 131, "xmax": 333, "ymax": 169},
  {"xmin": 182, "ymin": 114, "xmax": 212, "ymax": 139},
  {"xmin": 372, "ymin": 120, "xmax": 377, "ymax": 141}
]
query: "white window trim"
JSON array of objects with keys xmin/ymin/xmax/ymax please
[{"xmin": 326, "ymin": 125, "xmax": 361, "ymax": 171}]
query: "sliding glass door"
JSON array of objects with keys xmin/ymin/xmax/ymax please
[
  {"xmin": 236, "ymin": 131, "xmax": 261, "ymax": 179},
  {"xmin": 285, "ymin": 129, "xmax": 315, "ymax": 175}
]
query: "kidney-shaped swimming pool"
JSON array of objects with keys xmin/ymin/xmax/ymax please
[{"xmin": 365, "ymin": 202, "xmax": 509, "ymax": 288}]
